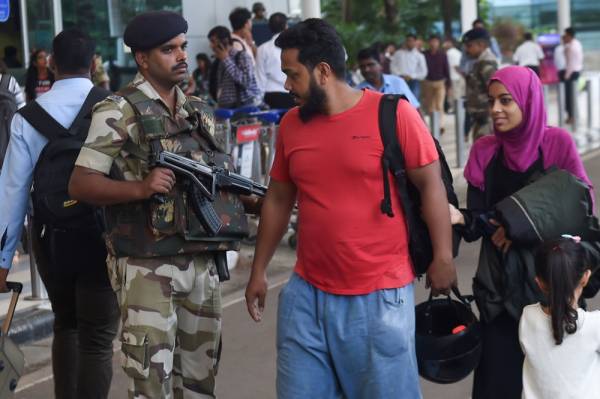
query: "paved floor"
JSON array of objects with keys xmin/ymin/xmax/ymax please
[{"xmin": 14, "ymin": 150, "xmax": 600, "ymax": 398}]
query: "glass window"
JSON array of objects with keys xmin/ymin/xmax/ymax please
[
  {"xmin": 62, "ymin": 1, "xmax": 112, "ymax": 58},
  {"xmin": 490, "ymin": 0, "xmax": 600, "ymax": 50},
  {"xmin": 26, "ymin": 0, "xmax": 54, "ymax": 53},
  {"xmin": 61, "ymin": 0, "xmax": 182, "ymax": 67}
]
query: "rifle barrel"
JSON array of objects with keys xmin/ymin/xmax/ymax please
[{"xmin": 159, "ymin": 151, "xmax": 267, "ymax": 197}]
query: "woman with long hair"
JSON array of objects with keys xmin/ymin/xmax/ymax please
[
  {"xmin": 25, "ymin": 49, "xmax": 54, "ymax": 102},
  {"xmin": 449, "ymin": 66, "xmax": 597, "ymax": 398},
  {"xmin": 192, "ymin": 52, "xmax": 212, "ymax": 97}
]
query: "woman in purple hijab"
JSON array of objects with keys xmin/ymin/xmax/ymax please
[{"xmin": 449, "ymin": 66, "xmax": 593, "ymax": 399}]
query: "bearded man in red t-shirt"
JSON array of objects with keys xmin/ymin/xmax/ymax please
[{"xmin": 245, "ymin": 18, "xmax": 457, "ymax": 399}]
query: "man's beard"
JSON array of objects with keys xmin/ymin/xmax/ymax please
[{"xmin": 298, "ymin": 78, "xmax": 327, "ymax": 123}]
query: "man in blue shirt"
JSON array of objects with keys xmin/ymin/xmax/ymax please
[
  {"xmin": 356, "ymin": 47, "xmax": 420, "ymax": 109},
  {"xmin": 0, "ymin": 29, "xmax": 118, "ymax": 398}
]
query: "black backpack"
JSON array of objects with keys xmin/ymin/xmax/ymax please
[
  {"xmin": 17, "ymin": 87, "xmax": 110, "ymax": 230},
  {"xmin": 0, "ymin": 74, "xmax": 18, "ymax": 169},
  {"xmin": 378, "ymin": 94, "xmax": 460, "ymax": 276}
]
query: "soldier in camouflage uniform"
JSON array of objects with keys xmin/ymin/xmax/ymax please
[
  {"xmin": 463, "ymin": 28, "xmax": 498, "ymax": 142},
  {"xmin": 69, "ymin": 11, "xmax": 254, "ymax": 398}
]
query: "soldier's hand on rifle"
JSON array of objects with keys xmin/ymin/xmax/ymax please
[
  {"xmin": 245, "ymin": 271, "xmax": 268, "ymax": 322},
  {"xmin": 141, "ymin": 168, "xmax": 176, "ymax": 198},
  {"xmin": 241, "ymin": 195, "xmax": 263, "ymax": 215}
]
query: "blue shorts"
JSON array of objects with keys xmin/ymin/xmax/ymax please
[{"xmin": 276, "ymin": 273, "xmax": 422, "ymax": 399}]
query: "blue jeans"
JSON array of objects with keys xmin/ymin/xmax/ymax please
[
  {"xmin": 408, "ymin": 79, "xmax": 421, "ymax": 103},
  {"xmin": 276, "ymin": 273, "xmax": 421, "ymax": 399}
]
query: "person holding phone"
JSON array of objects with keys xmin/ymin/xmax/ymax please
[{"xmin": 208, "ymin": 25, "xmax": 261, "ymax": 108}]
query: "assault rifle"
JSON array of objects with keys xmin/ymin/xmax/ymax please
[
  {"xmin": 153, "ymin": 150, "xmax": 266, "ymax": 236},
  {"xmin": 153, "ymin": 151, "xmax": 267, "ymax": 282}
]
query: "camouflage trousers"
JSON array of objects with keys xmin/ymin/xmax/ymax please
[
  {"xmin": 108, "ymin": 253, "xmax": 222, "ymax": 399},
  {"xmin": 469, "ymin": 112, "xmax": 493, "ymax": 142}
]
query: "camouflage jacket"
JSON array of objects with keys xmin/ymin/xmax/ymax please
[
  {"xmin": 465, "ymin": 48, "xmax": 498, "ymax": 118},
  {"xmin": 75, "ymin": 73, "xmax": 247, "ymax": 258}
]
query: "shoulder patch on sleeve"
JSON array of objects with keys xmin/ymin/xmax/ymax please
[
  {"xmin": 107, "ymin": 94, "xmax": 124, "ymax": 102},
  {"xmin": 92, "ymin": 95, "xmax": 128, "ymax": 114}
]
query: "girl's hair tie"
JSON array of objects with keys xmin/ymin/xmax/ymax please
[{"xmin": 561, "ymin": 234, "xmax": 581, "ymax": 243}]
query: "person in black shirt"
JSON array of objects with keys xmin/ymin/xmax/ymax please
[{"xmin": 24, "ymin": 49, "xmax": 55, "ymax": 101}]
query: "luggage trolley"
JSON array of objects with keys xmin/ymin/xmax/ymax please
[
  {"xmin": 214, "ymin": 106, "xmax": 261, "ymax": 156},
  {"xmin": 214, "ymin": 107, "xmax": 297, "ymax": 248},
  {"xmin": 246, "ymin": 108, "xmax": 287, "ymax": 184},
  {"xmin": 214, "ymin": 106, "xmax": 265, "ymax": 243}
]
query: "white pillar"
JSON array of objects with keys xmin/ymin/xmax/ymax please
[
  {"xmin": 557, "ymin": 0, "xmax": 571, "ymax": 34},
  {"xmin": 301, "ymin": 0, "xmax": 321, "ymax": 19},
  {"xmin": 52, "ymin": 0, "xmax": 62, "ymax": 35},
  {"xmin": 19, "ymin": 0, "xmax": 30, "ymax": 66},
  {"xmin": 461, "ymin": 0, "xmax": 478, "ymax": 33}
]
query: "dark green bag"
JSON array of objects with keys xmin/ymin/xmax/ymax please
[{"xmin": 495, "ymin": 168, "xmax": 600, "ymax": 245}]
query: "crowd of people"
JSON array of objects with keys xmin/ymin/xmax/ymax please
[
  {"xmin": 0, "ymin": 5, "xmax": 598, "ymax": 399},
  {"xmin": 3, "ymin": 9, "xmax": 585, "ymax": 140},
  {"xmin": 348, "ymin": 20, "xmax": 585, "ymax": 141}
]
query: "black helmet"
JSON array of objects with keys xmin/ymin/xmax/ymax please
[{"xmin": 415, "ymin": 287, "xmax": 482, "ymax": 384}]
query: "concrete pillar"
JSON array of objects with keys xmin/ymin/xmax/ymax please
[
  {"xmin": 52, "ymin": 0, "xmax": 62, "ymax": 35},
  {"xmin": 301, "ymin": 0, "xmax": 321, "ymax": 19},
  {"xmin": 557, "ymin": 0, "xmax": 571, "ymax": 34},
  {"xmin": 19, "ymin": 0, "xmax": 29, "ymax": 66},
  {"xmin": 461, "ymin": 0, "xmax": 478, "ymax": 33}
]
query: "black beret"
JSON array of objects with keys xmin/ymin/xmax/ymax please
[
  {"xmin": 462, "ymin": 28, "xmax": 490, "ymax": 44},
  {"xmin": 124, "ymin": 11, "xmax": 188, "ymax": 51}
]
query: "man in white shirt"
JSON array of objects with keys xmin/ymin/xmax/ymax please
[
  {"xmin": 563, "ymin": 27, "xmax": 583, "ymax": 124},
  {"xmin": 443, "ymin": 38, "xmax": 464, "ymax": 111},
  {"xmin": 230, "ymin": 7, "xmax": 257, "ymax": 65},
  {"xmin": 390, "ymin": 34, "xmax": 428, "ymax": 101},
  {"xmin": 513, "ymin": 32, "xmax": 545, "ymax": 76},
  {"xmin": 554, "ymin": 36, "xmax": 566, "ymax": 76},
  {"xmin": 256, "ymin": 12, "xmax": 294, "ymax": 109}
]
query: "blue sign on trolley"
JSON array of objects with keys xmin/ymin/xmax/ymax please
[{"xmin": 0, "ymin": 0, "xmax": 9, "ymax": 23}]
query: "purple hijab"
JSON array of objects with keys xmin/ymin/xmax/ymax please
[{"xmin": 464, "ymin": 66, "xmax": 592, "ymax": 192}]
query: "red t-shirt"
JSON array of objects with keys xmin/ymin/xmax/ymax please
[{"xmin": 270, "ymin": 90, "xmax": 439, "ymax": 295}]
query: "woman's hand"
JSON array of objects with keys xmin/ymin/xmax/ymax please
[
  {"xmin": 490, "ymin": 219, "xmax": 512, "ymax": 253},
  {"xmin": 449, "ymin": 204, "xmax": 465, "ymax": 225}
]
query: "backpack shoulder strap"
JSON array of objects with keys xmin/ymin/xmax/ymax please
[
  {"xmin": 17, "ymin": 101, "xmax": 69, "ymax": 141},
  {"xmin": 0, "ymin": 74, "xmax": 11, "ymax": 91},
  {"xmin": 68, "ymin": 86, "xmax": 111, "ymax": 135},
  {"xmin": 378, "ymin": 94, "xmax": 410, "ymax": 218}
]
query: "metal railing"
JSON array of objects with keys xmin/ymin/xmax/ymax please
[
  {"xmin": 25, "ymin": 214, "xmax": 48, "ymax": 301},
  {"xmin": 454, "ymin": 101, "xmax": 467, "ymax": 168},
  {"xmin": 428, "ymin": 102, "xmax": 467, "ymax": 169}
]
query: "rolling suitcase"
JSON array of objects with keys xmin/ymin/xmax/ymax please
[{"xmin": 0, "ymin": 282, "xmax": 25, "ymax": 397}]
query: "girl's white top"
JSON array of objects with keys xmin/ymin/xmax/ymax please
[{"xmin": 519, "ymin": 303, "xmax": 600, "ymax": 399}]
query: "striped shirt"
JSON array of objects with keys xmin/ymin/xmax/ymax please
[
  {"xmin": 216, "ymin": 48, "xmax": 261, "ymax": 108},
  {"xmin": 0, "ymin": 73, "xmax": 26, "ymax": 109}
]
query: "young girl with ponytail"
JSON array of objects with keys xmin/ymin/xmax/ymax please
[{"xmin": 519, "ymin": 236, "xmax": 600, "ymax": 399}]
